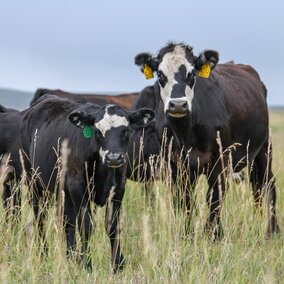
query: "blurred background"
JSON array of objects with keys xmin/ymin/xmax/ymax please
[{"xmin": 0, "ymin": 0, "xmax": 283, "ymax": 109}]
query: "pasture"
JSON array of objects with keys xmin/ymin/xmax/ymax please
[{"xmin": 0, "ymin": 110, "xmax": 284, "ymax": 283}]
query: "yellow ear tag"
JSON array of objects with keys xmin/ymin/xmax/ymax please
[
  {"xmin": 143, "ymin": 64, "xmax": 154, "ymax": 80},
  {"xmin": 198, "ymin": 63, "xmax": 211, "ymax": 78}
]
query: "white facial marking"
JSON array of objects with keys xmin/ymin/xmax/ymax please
[
  {"xmin": 99, "ymin": 147, "xmax": 109, "ymax": 163},
  {"xmin": 158, "ymin": 45, "xmax": 195, "ymax": 113},
  {"xmin": 95, "ymin": 105, "xmax": 129, "ymax": 137}
]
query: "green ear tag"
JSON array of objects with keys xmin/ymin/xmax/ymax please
[{"xmin": 83, "ymin": 125, "xmax": 94, "ymax": 139}]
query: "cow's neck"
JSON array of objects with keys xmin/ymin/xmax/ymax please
[
  {"xmin": 105, "ymin": 166, "xmax": 126, "ymax": 192},
  {"xmin": 167, "ymin": 115, "xmax": 192, "ymax": 150}
]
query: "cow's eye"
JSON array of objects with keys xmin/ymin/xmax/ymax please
[
  {"xmin": 95, "ymin": 129, "xmax": 103, "ymax": 139},
  {"xmin": 187, "ymin": 72, "xmax": 196, "ymax": 88},
  {"xmin": 157, "ymin": 71, "xmax": 167, "ymax": 87}
]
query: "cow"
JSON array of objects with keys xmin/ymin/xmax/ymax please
[
  {"xmin": 126, "ymin": 85, "xmax": 160, "ymax": 197},
  {"xmin": 31, "ymin": 87, "xmax": 161, "ymax": 197},
  {"xmin": 21, "ymin": 95, "xmax": 155, "ymax": 271},
  {"xmin": 0, "ymin": 105, "xmax": 24, "ymax": 220},
  {"xmin": 30, "ymin": 88, "xmax": 140, "ymax": 110},
  {"xmin": 130, "ymin": 85, "xmax": 157, "ymax": 111},
  {"xmin": 134, "ymin": 42, "xmax": 279, "ymax": 239}
]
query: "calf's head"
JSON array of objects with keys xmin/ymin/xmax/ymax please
[
  {"xmin": 69, "ymin": 104, "xmax": 155, "ymax": 168},
  {"xmin": 135, "ymin": 42, "xmax": 219, "ymax": 117}
]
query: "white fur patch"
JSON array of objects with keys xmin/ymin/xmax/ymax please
[
  {"xmin": 99, "ymin": 147, "xmax": 109, "ymax": 163},
  {"xmin": 158, "ymin": 45, "xmax": 195, "ymax": 113},
  {"xmin": 95, "ymin": 105, "xmax": 129, "ymax": 137}
]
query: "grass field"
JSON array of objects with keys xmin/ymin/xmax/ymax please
[{"xmin": 0, "ymin": 111, "xmax": 284, "ymax": 283}]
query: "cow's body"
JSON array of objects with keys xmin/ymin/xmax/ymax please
[
  {"xmin": 0, "ymin": 105, "xmax": 24, "ymax": 218},
  {"xmin": 135, "ymin": 42, "xmax": 279, "ymax": 238},
  {"xmin": 21, "ymin": 96, "xmax": 154, "ymax": 270}
]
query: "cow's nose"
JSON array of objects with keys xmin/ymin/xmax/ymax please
[
  {"xmin": 105, "ymin": 152, "xmax": 125, "ymax": 168},
  {"xmin": 168, "ymin": 100, "xmax": 189, "ymax": 117}
]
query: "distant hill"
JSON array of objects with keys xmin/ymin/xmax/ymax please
[{"xmin": 0, "ymin": 88, "xmax": 34, "ymax": 110}]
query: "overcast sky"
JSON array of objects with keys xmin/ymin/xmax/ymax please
[{"xmin": 0, "ymin": 1, "xmax": 283, "ymax": 105}]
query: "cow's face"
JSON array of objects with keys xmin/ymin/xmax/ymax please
[
  {"xmin": 135, "ymin": 43, "xmax": 219, "ymax": 117},
  {"xmin": 69, "ymin": 104, "xmax": 155, "ymax": 168}
]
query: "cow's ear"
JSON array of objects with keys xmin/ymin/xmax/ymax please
[
  {"xmin": 128, "ymin": 108, "xmax": 155, "ymax": 129},
  {"xmin": 194, "ymin": 50, "xmax": 219, "ymax": 71},
  {"xmin": 69, "ymin": 111, "xmax": 94, "ymax": 129},
  {"xmin": 135, "ymin": 52, "xmax": 159, "ymax": 79}
]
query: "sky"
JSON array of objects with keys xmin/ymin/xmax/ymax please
[{"xmin": 0, "ymin": 1, "xmax": 284, "ymax": 105}]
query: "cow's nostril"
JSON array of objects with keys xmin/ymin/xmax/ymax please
[
  {"xmin": 182, "ymin": 102, "xmax": 188, "ymax": 109},
  {"xmin": 169, "ymin": 102, "xmax": 175, "ymax": 109}
]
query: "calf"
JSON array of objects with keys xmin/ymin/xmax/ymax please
[
  {"xmin": 31, "ymin": 87, "xmax": 161, "ymax": 195},
  {"xmin": 21, "ymin": 96, "xmax": 154, "ymax": 271}
]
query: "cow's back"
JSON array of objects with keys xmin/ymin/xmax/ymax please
[{"xmin": 21, "ymin": 98, "xmax": 96, "ymax": 191}]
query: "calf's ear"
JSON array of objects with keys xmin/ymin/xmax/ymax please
[
  {"xmin": 128, "ymin": 108, "xmax": 155, "ymax": 129},
  {"xmin": 69, "ymin": 111, "xmax": 95, "ymax": 129},
  {"xmin": 194, "ymin": 49, "xmax": 219, "ymax": 71}
]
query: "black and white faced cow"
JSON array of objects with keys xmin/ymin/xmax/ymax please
[
  {"xmin": 135, "ymin": 42, "xmax": 279, "ymax": 239},
  {"xmin": 21, "ymin": 96, "xmax": 155, "ymax": 271}
]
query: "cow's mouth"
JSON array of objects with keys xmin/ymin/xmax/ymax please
[
  {"xmin": 168, "ymin": 112, "xmax": 188, "ymax": 118},
  {"xmin": 106, "ymin": 161, "xmax": 125, "ymax": 168}
]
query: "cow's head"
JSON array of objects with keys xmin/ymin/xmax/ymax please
[
  {"xmin": 135, "ymin": 42, "xmax": 219, "ymax": 117},
  {"xmin": 69, "ymin": 104, "xmax": 155, "ymax": 168}
]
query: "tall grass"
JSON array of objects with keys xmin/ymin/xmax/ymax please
[{"xmin": 0, "ymin": 111, "xmax": 284, "ymax": 283}]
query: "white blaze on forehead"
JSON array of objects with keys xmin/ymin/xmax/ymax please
[
  {"xmin": 159, "ymin": 45, "xmax": 195, "ymax": 113},
  {"xmin": 95, "ymin": 105, "xmax": 129, "ymax": 137},
  {"xmin": 159, "ymin": 45, "xmax": 194, "ymax": 78}
]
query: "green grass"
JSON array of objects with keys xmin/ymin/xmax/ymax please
[{"xmin": 1, "ymin": 111, "xmax": 284, "ymax": 283}]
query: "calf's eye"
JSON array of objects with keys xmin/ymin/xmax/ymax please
[{"xmin": 95, "ymin": 130, "xmax": 103, "ymax": 139}]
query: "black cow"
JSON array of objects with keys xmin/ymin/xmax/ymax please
[
  {"xmin": 127, "ymin": 85, "xmax": 160, "ymax": 196},
  {"xmin": 131, "ymin": 85, "xmax": 156, "ymax": 110},
  {"xmin": 0, "ymin": 105, "xmax": 24, "ymax": 219},
  {"xmin": 31, "ymin": 87, "xmax": 161, "ymax": 196},
  {"xmin": 134, "ymin": 42, "xmax": 279, "ymax": 238},
  {"xmin": 21, "ymin": 96, "xmax": 155, "ymax": 271}
]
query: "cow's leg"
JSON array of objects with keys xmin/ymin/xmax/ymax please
[
  {"xmin": 68, "ymin": 179, "xmax": 93, "ymax": 271},
  {"xmin": 2, "ymin": 172, "xmax": 21, "ymax": 222},
  {"xmin": 250, "ymin": 141, "xmax": 280, "ymax": 236},
  {"xmin": 64, "ymin": 190, "xmax": 77, "ymax": 257},
  {"xmin": 32, "ymin": 189, "xmax": 48, "ymax": 253},
  {"xmin": 171, "ymin": 161, "xmax": 196, "ymax": 235},
  {"xmin": 77, "ymin": 199, "xmax": 92, "ymax": 271},
  {"xmin": 105, "ymin": 185, "xmax": 125, "ymax": 272},
  {"xmin": 250, "ymin": 163, "xmax": 263, "ymax": 213},
  {"xmin": 205, "ymin": 167, "xmax": 226, "ymax": 240},
  {"xmin": 2, "ymin": 183, "xmax": 12, "ymax": 220}
]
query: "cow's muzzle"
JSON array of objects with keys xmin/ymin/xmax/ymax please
[
  {"xmin": 105, "ymin": 152, "xmax": 126, "ymax": 168},
  {"xmin": 167, "ymin": 99, "xmax": 189, "ymax": 118}
]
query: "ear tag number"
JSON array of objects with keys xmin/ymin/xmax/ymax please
[
  {"xmin": 83, "ymin": 125, "xmax": 94, "ymax": 139},
  {"xmin": 198, "ymin": 63, "xmax": 211, "ymax": 78},
  {"xmin": 143, "ymin": 64, "xmax": 154, "ymax": 80}
]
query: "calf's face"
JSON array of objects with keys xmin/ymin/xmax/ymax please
[{"xmin": 69, "ymin": 104, "xmax": 155, "ymax": 168}]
